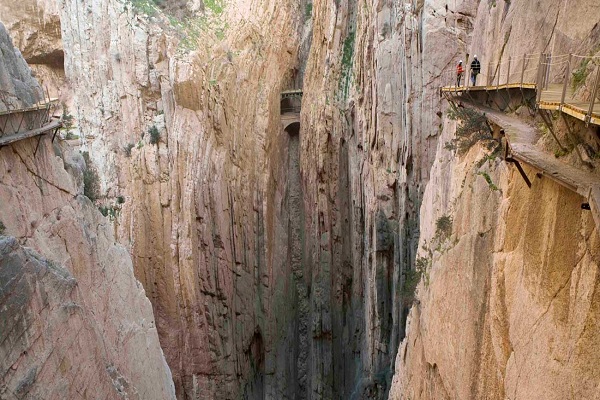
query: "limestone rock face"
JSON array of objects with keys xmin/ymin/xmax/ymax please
[
  {"xmin": 5, "ymin": 0, "xmax": 600, "ymax": 398},
  {"xmin": 390, "ymin": 115, "xmax": 600, "ymax": 400},
  {"xmin": 0, "ymin": 26, "xmax": 175, "ymax": 399},
  {"xmin": 0, "ymin": 0, "xmax": 65, "ymax": 100},
  {"xmin": 56, "ymin": 0, "xmax": 307, "ymax": 397},
  {"xmin": 388, "ymin": 1, "xmax": 600, "ymax": 398},
  {"xmin": 0, "ymin": 23, "xmax": 43, "ymax": 110},
  {"xmin": 293, "ymin": 0, "xmax": 462, "ymax": 396}
]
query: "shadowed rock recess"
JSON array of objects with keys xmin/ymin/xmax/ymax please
[{"xmin": 1, "ymin": 0, "xmax": 600, "ymax": 399}]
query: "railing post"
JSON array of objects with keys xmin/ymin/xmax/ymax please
[
  {"xmin": 496, "ymin": 61, "xmax": 501, "ymax": 90},
  {"xmin": 507, "ymin": 56, "xmax": 511, "ymax": 85},
  {"xmin": 586, "ymin": 64, "xmax": 600, "ymax": 125},
  {"xmin": 560, "ymin": 54, "xmax": 572, "ymax": 111},
  {"xmin": 536, "ymin": 53, "xmax": 545, "ymax": 104},
  {"xmin": 466, "ymin": 57, "xmax": 470, "ymax": 91},
  {"xmin": 521, "ymin": 53, "xmax": 527, "ymax": 87},
  {"xmin": 545, "ymin": 53, "xmax": 552, "ymax": 90},
  {"xmin": 487, "ymin": 62, "xmax": 492, "ymax": 86}
]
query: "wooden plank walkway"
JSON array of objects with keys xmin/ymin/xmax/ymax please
[
  {"xmin": 469, "ymin": 104, "xmax": 600, "ymax": 228},
  {"xmin": 281, "ymin": 90, "xmax": 303, "ymax": 96},
  {"xmin": 440, "ymin": 82, "xmax": 537, "ymax": 94},
  {"xmin": 538, "ymin": 84, "xmax": 600, "ymax": 125},
  {"xmin": 0, "ymin": 118, "xmax": 62, "ymax": 147}
]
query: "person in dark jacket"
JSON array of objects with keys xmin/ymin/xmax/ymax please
[{"xmin": 470, "ymin": 55, "xmax": 481, "ymax": 85}]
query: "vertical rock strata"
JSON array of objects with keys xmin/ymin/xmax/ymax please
[
  {"xmin": 297, "ymin": 0, "xmax": 461, "ymax": 396},
  {"xmin": 390, "ymin": 1, "xmax": 600, "ymax": 399},
  {"xmin": 4, "ymin": 0, "xmax": 600, "ymax": 398},
  {"xmin": 0, "ymin": 24, "xmax": 175, "ymax": 399},
  {"xmin": 0, "ymin": 0, "xmax": 65, "ymax": 99},
  {"xmin": 57, "ymin": 0, "xmax": 305, "ymax": 397},
  {"xmin": 390, "ymin": 109, "xmax": 600, "ymax": 400}
]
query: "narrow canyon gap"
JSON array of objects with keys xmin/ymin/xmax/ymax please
[{"xmin": 1, "ymin": 0, "xmax": 600, "ymax": 399}]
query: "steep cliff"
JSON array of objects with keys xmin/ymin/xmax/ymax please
[
  {"xmin": 54, "ymin": 0, "xmax": 425, "ymax": 395},
  {"xmin": 0, "ymin": 0, "xmax": 65, "ymax": 100},
  {"xmin": 389, "ymin": 1, "xmax": 600, "ymax": 399},
  {"xmin": 4, "ymin": 0, "xmax": 600, "ymax": 398},
  {"xmin": 0, "ymin": 23, "xmax": 175, "ymax": 398},
  {"xmin": 56, "ymin": 0, "xmax": 311, "ymax": 397}
]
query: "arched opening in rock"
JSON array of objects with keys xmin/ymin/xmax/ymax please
[{"xmin": 284, "ymin": 121, "xmax": 300, "ymax": 136}]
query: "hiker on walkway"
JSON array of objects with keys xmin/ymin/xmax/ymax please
[
  {"xmin": 456, "ymin": 60, "xmax": 464, "ymax": 87},
  {"xmin": 470, "ymin": 55, "xmax": 481, "ymax": 86}
]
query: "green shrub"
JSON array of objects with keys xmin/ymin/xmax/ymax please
[
  {"xmin": 148, "ymin": 125, "xmax": 160, "ymax": 145},
  {"xmin": 477, "ymin": 171, "xmax": 500, "ymax": 191},
  {"xmin": 572, "ymin": 59, "xmax": 590, "ymax": 91},
  {"xmin": 81, "ymin": 151, "xmax": 101, "ymax": 202},
  {"xmin": 446, "ymin": 105, "xmax": 492, "ymax": 155},
  {"xmin": 305, "ymin": 3, "xmax": 313, "ymax": 18},
  {"xmin": 116, "ymin": 196, "xmax": 125, "ymax": 205},
  {"xmin": 129, "ymin": 0, "xmax": 159, "ymax": 16},
  {"xmin": 0, "ymin": 220, "xmax": 5, "ymax": 235},
  {"xmin": 435, "ymin": 215, "xmax": 453, "ymax": 239},
  {"xmin": 401, "ymin": 267, "xmax": 422, "ymax": 306},
  {"xmin": 99, "ymin": 205, "xmax": 120, "ymax": 221},
  {"xmin": 61, "ymin": 103, "xmax": 74, "ymax": 131},
  {"xmin": 339, "ymin": 30, "xmax": 356, "ymax": 99},
  {"xmin": 401, "ymin": 256, "xmax": 431, "ymax": 306},
  {"xmin": 204, "ymin": 0, "xmax": 225, "ymax": 15}
]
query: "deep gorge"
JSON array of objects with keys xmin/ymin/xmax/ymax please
[{"xmin": 1, "ymin": 0, "xmax": 600, "ymax": 399}]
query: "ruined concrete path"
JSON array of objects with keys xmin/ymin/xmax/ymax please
[{"xmin": 470, "ymin": 104, "xmax": 600, "ymax": 229}]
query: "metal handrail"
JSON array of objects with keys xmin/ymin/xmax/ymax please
[
  {"xmin": 441, "ymin": 52, "xmax": 600, "ymax": 125},
  {"xmin": 0, "ymin": 98, "xmax": 59, "ymax": 138}
]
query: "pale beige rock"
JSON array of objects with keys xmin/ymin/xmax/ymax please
[
  {"xmin": 6, "ymin": 0, "xmax": 600, "ymax": 398},
  {"xmin": 0, "ymin": 26, "xmax": 175, "ymax": 399},
  {"xmin": 0, "ymin": 0, "xmax": 66, "ymax": 101},
  {"xmin": 390, "ymin": 2, "xmax": 600, "ymax": 398}
]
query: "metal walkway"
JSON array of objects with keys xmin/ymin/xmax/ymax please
[
  {"xmin": 0, "ymin": 98, "xmax": 61, "ymax": 147},
  {"xmin": 441, "ymin": 53, "xmax": 600, "ymax": 126}
]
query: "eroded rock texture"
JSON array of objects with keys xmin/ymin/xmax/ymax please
[
  {"xmin": 55, "ymin": 0, "xmax": 310, "ymax": 397},
  {"xmin": 390, "ymin": 1, "xmax": 600, "ymax": 399},
  {"xmin": 0, "ymin": 0, "xmax": 65, "ymax": 100},
  {"xmin": 0, "ymin": 23, "xmax": 43, "ymax": 110},
  {"xmin": 3, "ymin": 0, "xmax": 600, "ymax": 398},
  {"xmin": 390, "ymin": 114, "xmax": 600, "ymax": 400},
  {"xmin": 0, "ymin": 25, "xmax": 175, "ymax": 399}
]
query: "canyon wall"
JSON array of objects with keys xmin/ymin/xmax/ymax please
[
  {"xmin": 0, "ymin": 23, "xmax": 175, "ymax": 399},
  {"xmin": 3, "ymin": 0, "xmax": 600, "ymax": 398},
  {"xmin": 0, "ymin": 0, "xmax": 65, "ymax": 100},
  {"xmin": 53, "ymin": 0, "xmax": 429, "ymax": 395},
  {"xmin": 295, "ymin": 0, "xmax": 462, "ymax": 396},
  {"xmin": 389, "ymin": 0, "xmax": 600, "ymax": 398},
  {"xmin": 54, "ymin": 0, "xmax": 312, "ymax": 397},
  {"xmin": 390, "ymin": 118, "xmax": 600, "ymax": 400}
]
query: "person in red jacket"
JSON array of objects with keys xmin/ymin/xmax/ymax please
[{"xmin": 456, "ymin": 60, "xmax": 464, "ymax": 87}]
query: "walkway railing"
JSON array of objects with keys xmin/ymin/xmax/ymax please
[
  {"xmin": 0, "ymin": 98, "xmax": 60, "ymax": 137},
  {"xmin": 441, "ymin": 52, "xmax": 600, "ymax": 125},
  {"xmin": 442, "ymin": 53, "xmax": 541, "ymax": 91},
  {"xmin": 0, "ymin": 96, "xmax": 61, "ymax": 147}
]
